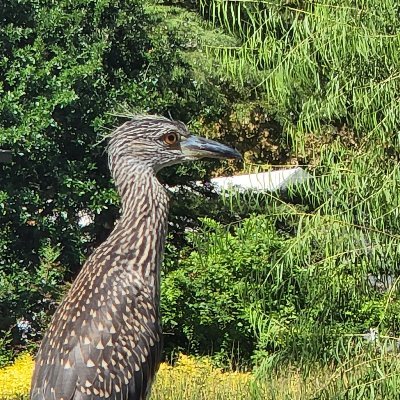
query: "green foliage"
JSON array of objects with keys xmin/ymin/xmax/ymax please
[
  {"xmin": 164, "ymin": 170, "xmax": 400, "ymax": 375},
  {"xmin": 188, "ymin": 0, "xmax": 400, "ymax": 379},
  {"xmin": 0, "ymin": 243, "xmax": 64, "ymax": 365},
  {"xmin": 0, "ymin": 0, "xmax": 244, "ymax": 348},
  {"xmin": 0, "ymin": 331, "xmax": 13, "ymax": 368},
  {"xmin": 239, "ymin": 162, "xmax": 400, "ymax": 371},
  {"xmin": 2, "ymin": 2, "xmax": 400, "ymax": 389},
  {"xmin": 312, "ymin": 345, "xmax": 400, "ymax": 400},
  {"xmin": 1, "ymin": 0, "xmax": 149, "ymax": 274},
  {"xmin": 161, "ymin": 215, "xmax": 283, "ymax": 363},
  {"xmin": 198, "ymin": 0, "xmax": 400, "ymax": 154}
]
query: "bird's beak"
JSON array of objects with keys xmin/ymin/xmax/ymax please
[{"xmin": 181, "ymin": 135, "xmax": 241, "ymax": 160}]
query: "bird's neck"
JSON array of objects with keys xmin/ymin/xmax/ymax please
[{"xmin": 112, "ymin": 163, "xmax": 169, "ymax": 304}]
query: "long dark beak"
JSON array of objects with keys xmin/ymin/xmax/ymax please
[{"xmin": 181, "ymin": 135, "xmax": 241, "ymax": 160}]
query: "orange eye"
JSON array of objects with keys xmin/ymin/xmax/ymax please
[{"xmin": 163, "ymin": 132, "xmax": 180, "ymax": 145}]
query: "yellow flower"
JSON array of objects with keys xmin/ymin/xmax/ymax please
[
  {"xmin": 0, "ymin": 353, "xmax": 34, "ymax": 399},
  {"xmin": 0, "ymin": 352, "xmax": 253, "ymax": 400}
]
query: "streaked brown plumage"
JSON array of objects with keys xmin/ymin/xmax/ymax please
[{"xmin": 30, "ymin": 115, "xmax": 240, "ymax": 400}]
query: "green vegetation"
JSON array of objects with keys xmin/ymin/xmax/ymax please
[
  {"xmin": 0, "ymin": 0, "xmax": 242, "ymax": 356},
  {"xmin": 193, "ymin": 0, "xmax": 400, "ymax": 371},
  {"xmin": 3, "ymin": 351, "xmax": 400, "ymax": 399},
  {"xmin": 199, "ymin": 0, "xmax": 399, "ymax": 151},
  {"xmin": 162, "ymin": 215, "xmax": 282, "ymax": 362},
  {"xmin": 1, "ymin": 0, "xmax": 400, "ymax": 398}
]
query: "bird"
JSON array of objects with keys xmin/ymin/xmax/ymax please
[{"xmin": 30, "ymin": 115, "xmax": 241, "ymax": 400}]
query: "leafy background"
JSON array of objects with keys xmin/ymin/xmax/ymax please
[{"xmin": 1, "ymin": 1, "xmax": 400, "ymax": 396}]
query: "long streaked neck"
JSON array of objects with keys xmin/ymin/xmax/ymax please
[{"xmin": 111, "ymin": 161, "xmax": 169, "ymax": 305}]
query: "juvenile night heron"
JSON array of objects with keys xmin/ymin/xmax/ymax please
[{"xmin": 31, "ymin": 115, "xmax": 240, "ymax": 400}]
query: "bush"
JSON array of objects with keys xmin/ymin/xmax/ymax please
[
  {"xmin": 161, "ymin": 215, "xmax": 283, "ymax": 364},
  {"xmin": 193, "ymin": 0, "xmax": 400, "ymax": 373},
  {"xmin": 0, "ymin": 0, "xmax": 243, "ymax": 349}
]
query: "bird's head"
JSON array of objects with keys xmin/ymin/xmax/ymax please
[{"xmin": 107, "ymin": 115, "xmax": 241, "ymax": 175}]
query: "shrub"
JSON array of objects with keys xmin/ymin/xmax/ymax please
[
  {"xmin": 161, "ymin": 215, "xmax": 283, "ymax": 363},
  {"xmin": 0, "ymin": 0, "xmax": 242, "ymax": 350}
]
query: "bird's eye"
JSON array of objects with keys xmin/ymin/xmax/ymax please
[{"xmin": 162, "ymin": 132, "xmax": 180, "ymax": 146}]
